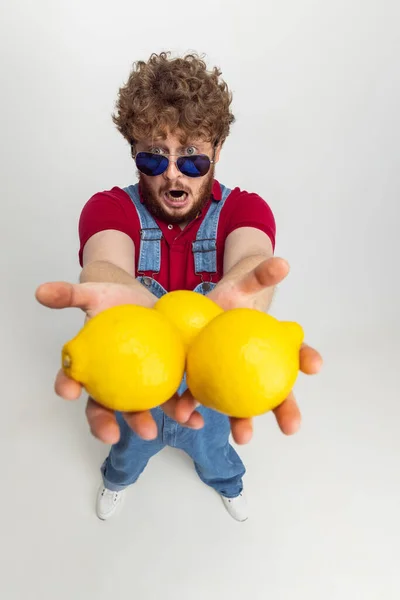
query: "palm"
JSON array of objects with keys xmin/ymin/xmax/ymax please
[
  {"xmin": 39, "ymin": 280, "xmax": 154, "ymax": 318},
  {"xmin": 208, "ymin": 256, "xmax": 287, "ymax": 310}
]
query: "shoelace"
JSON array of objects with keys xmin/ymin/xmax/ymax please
[{"xmin": 101, "ymin": 489, "xmax": 120, "ymax": 503}]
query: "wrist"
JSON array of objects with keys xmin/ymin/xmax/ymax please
[{"xmin": 128, "ymin": 280, "xmax": 158, "ymax": 308}]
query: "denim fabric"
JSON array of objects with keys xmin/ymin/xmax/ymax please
[
  {"xmin": 123, "ymin": 182, "xmax": 231, "ymax": 279},
  {"xmin": 123, "ymin": 184, "xmax": 163, "ymax": 274},
  {"xmin": 102, "ymin": 408, "xmax": 245, "ymax": 498},
  {"xmin": 101, "ymin": 183, "xmax": 245, "ymax": 497}
]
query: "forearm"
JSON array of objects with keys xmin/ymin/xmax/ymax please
[{"xmin": 80, "ymin": 260, "xmax": 157, "ymax": 307}]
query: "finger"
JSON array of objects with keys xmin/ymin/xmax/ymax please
[
  {"xmin": 273, "ymin": 391, "xmax": 301, "ymax": 435},
  {"xmin": 173, "ymin": 390, "xmax": 200, "ymax": 423},
  {"xmin": 55, "ymin": 369, "xmax": 82, "ymax": 400},
  {"xmin": 86, "ymin": 398, "xmax": 121, "ymax": 444},
  {"xmin": 299, "ymin": 344, "xmax": 323, "ymax": 375},
  {"xmin": 163, "ymin": 392, "xmax": 204, "ymax": 429},
  {"xmin": 123, "ymin": 410, "xmax": 159, "ymax": 440},
  {"xmin": 184, "ymin": 411, "xmax": 204, "ymax": 429},
  {"xmin": 35, "ymin": 282, "xmax": 97, "ymax": 312},
  {"xmin": 230, "ymin": 417, "xmax": 253, "ymax": 445},
  {"xmin": 238, "ymin": 257, "xmax": 290, "ymax": 295}
]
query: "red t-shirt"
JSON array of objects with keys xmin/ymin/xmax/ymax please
[{"xmin": 78, "ymin": 179, "xmax": 276, "ymax": 291}]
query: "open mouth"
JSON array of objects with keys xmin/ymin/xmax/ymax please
[{"xmin": 164, "ymin": 190, "xmax": 189, "ymax": 207}]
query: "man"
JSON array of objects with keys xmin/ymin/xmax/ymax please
[{"xmin": 36, "ymin": 52, "xmax": 322, "ymax": 522}]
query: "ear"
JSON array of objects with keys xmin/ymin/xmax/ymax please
[{"xmin": 213, "ymin": 142, "xmax": 223, "ymax": 164}]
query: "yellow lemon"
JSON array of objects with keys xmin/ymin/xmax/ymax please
[
  {"xmin": 154, "ymin": 290, "xmax": 223, "ymax": 348},
  {"xmin": 186, "ymin": 308, "xmax": 304, "ymax": 418},
  {"xmin": 62, "ymin": 304, "xmax": 185, "ymax": 412}
]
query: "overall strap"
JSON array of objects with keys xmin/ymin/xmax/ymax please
[
  {"xmin": 192, "ymin": 183, "xmax": 232, "ymax": 274},
  {"xmin": 123, "ymin": 184, "xmax": 162, "ymax": 273}
]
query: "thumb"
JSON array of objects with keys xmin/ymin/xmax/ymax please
[
  {"xmin": 238, "ymin": 257, "xmax": 289, "ymax": 295},
  {"xmin": 35, "ymin": 281, "xmax": 97, "ymax": 312}
]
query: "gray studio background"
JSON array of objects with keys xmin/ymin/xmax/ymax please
[{"xmin": 1, "ymin": 1, "xmax": 399, "ymax": 599}]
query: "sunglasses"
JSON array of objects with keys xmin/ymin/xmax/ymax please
[{"xmin": 134, "ymin": 151, "xmax": 215, "ymax": 178}]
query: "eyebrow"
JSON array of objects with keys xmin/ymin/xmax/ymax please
[{"xmin": 146, "ymin": 141, "xmax": 202, "ymax": 150}]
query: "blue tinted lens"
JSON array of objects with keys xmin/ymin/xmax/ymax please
[
  {"xmin": 135, "ymin": 152, "xmax": 169, "ymax": 176},
  {"xmin": 177, "ymin": 155, "xmax": 211, "ymax": 177}
]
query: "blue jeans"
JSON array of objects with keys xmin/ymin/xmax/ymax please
[{"xmin": 101, "ymin": 406, "xmax": 245, "ymax": 498}]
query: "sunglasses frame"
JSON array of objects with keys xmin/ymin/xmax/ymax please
[{"xmin": 131, "ymin": 144, "xmax": 217, "ymax": 178}]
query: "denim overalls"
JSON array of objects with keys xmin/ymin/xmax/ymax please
[{"xmin": 101, "ymin": 183, "xmax": 245, "ymax": 498}]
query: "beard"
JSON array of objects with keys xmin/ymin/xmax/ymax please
[{"xmin": 139, "ymin": 167, "xmax": 215, "ymax": 225}]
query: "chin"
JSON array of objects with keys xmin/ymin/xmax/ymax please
[
  {"xmin": 164, "ymin": 208, "xmax": 194, "ymax": 225},
  {"xmin": 163, "ymin": 202, "xmax": 194, "ymax": 216}
]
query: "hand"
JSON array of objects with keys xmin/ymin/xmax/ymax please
[
  {"xmin": 179, "ymin": 257, "xmax": 323, "ymax": 444},
  {"xmin": 35, "ymin": 281, "xmax": 205, "ymax": 444}
]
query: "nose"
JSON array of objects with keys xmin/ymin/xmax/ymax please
[{"xmin": 163, "ymin": 158, "xmax": 181, "ymax": 181}]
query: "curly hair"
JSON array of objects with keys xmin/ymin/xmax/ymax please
[{"xmin": 112, "ymin": 52, "xmax": 235, "ymax": 147}]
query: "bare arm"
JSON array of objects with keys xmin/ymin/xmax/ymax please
[
  {"xmin": 209, "ymin": 227, "xmax": 277, "ymax": 312},
  {"xmin": 79, "ymin": 229, "xmax": 156, "ymax": 308},
  {"xmin": 180, "ymin": 226, "xmax": 322, "ymax": 443},
  {"xmin": 37, "ymin": 227, "xmax": 322, "ymax": 445},
  {"xmin": 34, "ymin": 229, "xmax": 171, "ymax": 444}
]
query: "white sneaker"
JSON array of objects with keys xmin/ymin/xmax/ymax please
[
  {"xmin": 96, "ymin": 484, "xmax": 125, "ymax": 520},
  {"xmin": 221, "ymin": 491, "xmax": 248, "ymax": 522}
]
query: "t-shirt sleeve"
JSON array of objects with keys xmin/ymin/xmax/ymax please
[
  {"xmin": 224, "ymin": 190, "xmax": 276, "ymax": 250},
  {"xmin": 78, "ymin": 188, "xmax": 136, "ymax": 266}
]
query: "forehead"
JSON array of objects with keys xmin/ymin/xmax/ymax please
[{"xmin": 140, "ymin": 128, "xmax": 211, "ymax": 148}]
